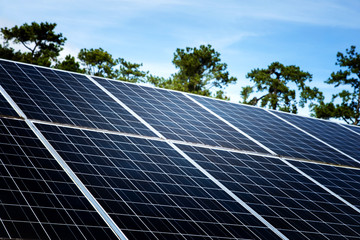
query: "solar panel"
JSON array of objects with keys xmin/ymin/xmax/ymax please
[
  {"xmin": 189, "ymin": 94, "xmax": 358, "ymax": 167},
  {"xmin": 271, "ymin": 111, "xmax": 360, "ymax": 167},
  {"xmin": 177, "ymin": 144, "xmax": 360, "ymax": 239},
  {"xmin": 0, "ymin": 60, "xmax": 155, "ymax": 137},
  {"xmin": 36, "ymin": 123, "xmax": 280, "ymax": 239},
  {"xmin": 93, "ymin": 77, "xmax": 267, "ymax": 154},
  {"xmin": 290, "ymin": 160, "xmax": 360, "ymax": 209},
  {"xmin": 0, "ymin": 117, "xmax": 116, "ymax": 240},
  {"xmin": 1, "ymin": 59, "xmax": 360, "ymax": 239}
]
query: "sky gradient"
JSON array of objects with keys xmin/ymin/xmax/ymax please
[{"xmin": 1, "ymin": 0, "xmax": 359, "ymax": 116}]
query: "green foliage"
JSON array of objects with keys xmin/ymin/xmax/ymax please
[
  {"xmin": 214, "ymin": 90, "xmax": 230, "ymax": 100},
  {"xmin": 147, "ymin": 74, "xmax": 166, "ymax": 87},
  {"xmin": 147, "ymin": 75, "xmax": 231, "ymax": 101},
  {"xmin": 172, "ymin": 44, "xmax": 237, "ymax": 94},
  {"xmin": 118, "ymin": 58, "xmax": 148, "ymax": 83},
  {"xmin": 1, "ymin": 22, "xmax": 233, "ymax": 99},
  {"xmin": 241, "ymin": 62, "xmax": 323, "ymax": 113},
  {"xmin": 149, "ymin": 44, "xmax": 236, "ymax": 98},
  {"xmin": 0, "ymin": 44, "xmax": 24, "ymax": 62},
  {"xmin": 312, "ymin": 46, "xmax": 360, "ymax": 125},
  {"xmin": 0, "ymin": 22, "xmax": 146, "ymax": 82},
  {"xmin": 54, "ymin": 55, "xmax": 84, "ymax": 73},
  {"xmin": 240, "ymin": 86, "xmax": 255, "ymax": 104},
  {"xmin": 78, "ymin": 48, "xmax": 118, "ymax": 78},
  {"xmin": 1, "ymin": 22, "xmax": 66, "ymax": 66},
  {"xmin": 147, "ymin": 74, "xmax": 185, "ymax": 92},
  {"xmin": 78, "ymin": 48, "xmax": 146, "ymax": 83}
]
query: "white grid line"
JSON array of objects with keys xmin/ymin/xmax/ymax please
[
  {"xmin": 0, "ymin": 119, "xmax": 91, "ymax": 239},
  {"xmin": 177, "ymin": 145, "xmax": 360, "ymax": 238},
  {"xmin": 0, "ymin": 157, "xmax": 51, "ymax": 239},
  {"xmin": 0, "ymin": 216, "xmax": 10, "ymax": 239}
]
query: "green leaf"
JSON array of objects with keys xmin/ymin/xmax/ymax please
[
  {"xmin": 312, "ymin": 46, "xmax": 360, "ymax": 125},
  {"xmin": 242, "ymin": 62, "xmax": 321, "ymax": 113}
]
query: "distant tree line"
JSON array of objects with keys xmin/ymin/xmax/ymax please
[{"xmin": 1, "ymin": 22, "xmax": 359, "ymax": 125}]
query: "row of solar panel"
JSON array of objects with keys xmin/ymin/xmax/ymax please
[
  {"xmin": 1, "ymin": 59, "xmax": 360, "ymax": 168},
  {"xmin": 1, "ymin": 117, "xmax": 360, "ymax": 240},
  {"xmin": 2, "ymin": 59, "xmax": 360, "ymax": 239}
]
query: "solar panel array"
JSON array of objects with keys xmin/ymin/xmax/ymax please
[{"xmin": 1, "ymin": 58, "xmax": 360, "ymax": 240}]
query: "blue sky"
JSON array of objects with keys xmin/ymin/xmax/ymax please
[{"xmin": 1, "ymin": 0, "xmax": 360, "ymax": 116}]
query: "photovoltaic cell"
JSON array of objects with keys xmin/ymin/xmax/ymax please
[
  {"xmin": 272, "ymin": 111, "xmax": 360, "ymax": 167},
  {"xmin": 177, "ymin": 144, "xmax": 360, "ymax": 240},
  {"xmin": 190, "ymin": 95, "xmax": 353, "ymax": 166},
  {"xmin": 0, "ymin": 60, "xmax": 155, "ymax": 137},
  {"xmin": 0, "ymin": 118, "xmax": 116, "ymax": 240},
  {"xmin": 93, "ymin": 77, "xmax": 268, "ymax": 154},
  {"xmin": 37, "ymin": 123, "xmax": 280, "ymax": 240},
  {"xmin": 0, "ymin": 93, "xmax": 18, "ymax": 117},
  {"xmin": 290, "ymin": 160, "xmax": 360, "ymax": 209}
]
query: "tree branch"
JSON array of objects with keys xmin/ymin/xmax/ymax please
[
  {"xmin": 342, "ymin": 115, "xmax": 351, "ymax": 124},
  {"xmin": 19, "ymin": 41, "xmax": 33, "ymax": 52}
]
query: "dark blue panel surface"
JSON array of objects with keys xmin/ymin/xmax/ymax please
[
  {"xmin": 190, "ymin": 95, "xmax": 356, "ymax": 166},
  {"xmin": 345, "ymin": 124, "xmax": 360, "ymax": 135},
  {"xmin": 290, "ymin": 160, "xmax": 360, "ymax": 209},
  {"xmin": 177, "ymin": 144, "xmax": 360, "ymax": 240},
  {"xmin": 272, "ymin": 111, "xmax": 360, "ymax": 167},
  {"xmin": 38, "ymin": 123, "xmax": 280, "ymax": 240},
  {"xmin": 0, "ymin": 93, "xmax": 17, "ymax": 117},
  {"xmin": 0, "ymin": 60, "xmax": 155, "ymax": 137},
  {"xmin": 93, "ymin": 77, "xmax": 268, "ymax": 154},
  {"xmin": 0, "ymin": 118, "xmax": 115, "ymax": 240}
]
